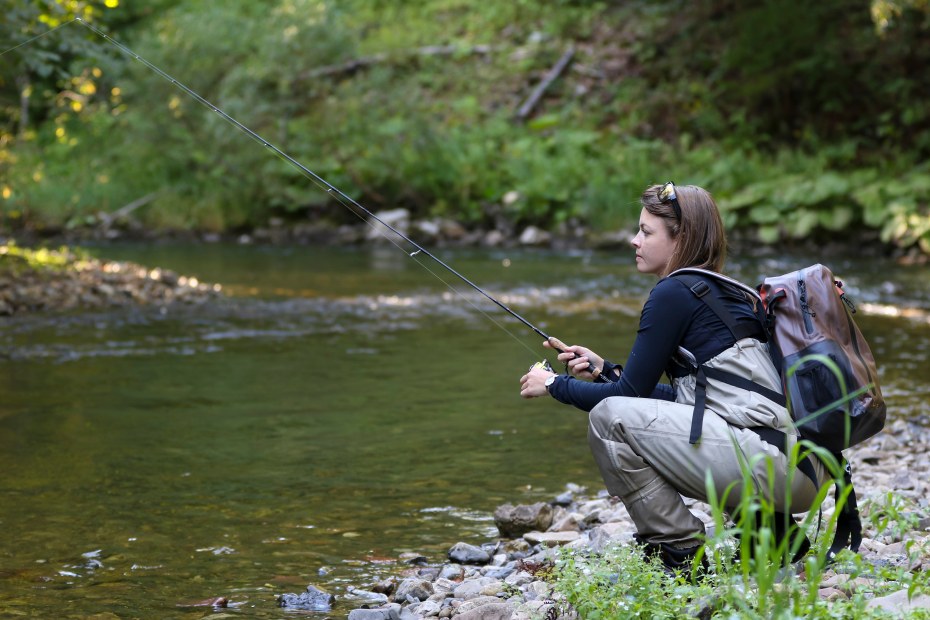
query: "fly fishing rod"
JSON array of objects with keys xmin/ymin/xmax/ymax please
[{"xmin": 20, "ymin": 18, "xmax": 609, "ymax": 382}]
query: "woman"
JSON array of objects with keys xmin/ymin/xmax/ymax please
[{"xmin": 519, "ymin": 183, "xmax": 827, "ymax": 572}]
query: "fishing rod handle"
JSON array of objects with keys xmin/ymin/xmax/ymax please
[{"xmin": 546, "ymin": 336, "xmax": 605, "ymax": 382}]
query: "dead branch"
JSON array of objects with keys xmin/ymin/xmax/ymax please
[
  {"xmin": 515, "ymin": 46, "xmax": 575, "ymax": 122},
  {"xmin": 298, "ymin": 44, "xmax": 495, "ymax": 81},
  {"xmin": 97, "ymin": 192, "xmax": 158, "ymax": 228}
]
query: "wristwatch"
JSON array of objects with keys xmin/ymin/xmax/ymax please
[{"xmin": 544, "ymin": 375, "xmax": 557, "ymax": 393}]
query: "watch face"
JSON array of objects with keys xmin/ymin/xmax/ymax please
[{"xmin": 545, "ymin": 375, "xmax": 556, "ymax": 387}]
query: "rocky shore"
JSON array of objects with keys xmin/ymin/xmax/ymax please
[
  {"xmin": 0, "ymin": 243, "xmax": 221, "ymax": 315},
  {"xmin": 279, "ymin": 418, "xmax": 930, "ymax": 619}
]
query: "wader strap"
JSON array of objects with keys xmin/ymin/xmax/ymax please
[
  {"xmin": 689, "ymin": 365, "xmax": 788, "ymax": 445},
  {"xmin": 828, "ymin": 458, "xmax": 863, "ymax": 558},
  {"xmin": 748, "ymin": 426, "xmax": 819, "ymax": 488},
  {"xmin": 701, "ymin": 366, "xmax": 787, "ymax": 407},
  {"xmin": 689, "ymin": 367, "xmax": 709, "ymax": 444}
]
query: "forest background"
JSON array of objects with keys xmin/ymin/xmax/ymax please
[{"xmin": 1, "ymin": 0, "xmax": 929, "ymax": 255}]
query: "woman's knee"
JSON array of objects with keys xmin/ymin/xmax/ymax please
[{"xmin": 588, "ymin": 397, "xmax": 636, "ymax": 442}]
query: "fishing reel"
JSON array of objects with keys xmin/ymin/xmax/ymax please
[{"xmin": 529, "ymin": 359, "xmax": 554, "ymax": 373}]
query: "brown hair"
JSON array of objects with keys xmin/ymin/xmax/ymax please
[{"xmin": 640, "ymin": 183, "xmax": 727, "ymax": 274}]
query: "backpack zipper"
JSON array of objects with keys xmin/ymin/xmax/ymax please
[
  {"xmin": 836, "ymin": 280, "xmax": 857, "ymax": 313},
  {"xmin": 798, "ymin": 278, "xmax": 815, "ymax": 334}
]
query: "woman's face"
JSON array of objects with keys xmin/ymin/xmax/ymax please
[{"xmin": 631, "ymin": 208, "xmax": 677, "ymax": 277}]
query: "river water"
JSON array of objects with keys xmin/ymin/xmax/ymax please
[{"xmin": 1, "ymin": 243, "xmax": 928, "ymax": 618}]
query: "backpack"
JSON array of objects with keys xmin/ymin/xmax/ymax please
[
  {"xmin": 670, "ymin": 264, "xmax": 885, "ymax": 557},
  {"xmin": 758, "ymin": 264, "xmax": 886, "ymax": 453}
]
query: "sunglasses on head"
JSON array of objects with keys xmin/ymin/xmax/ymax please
[{"xmin": 659, "ymin": 181, "xmax": 681, "ymax": 221}]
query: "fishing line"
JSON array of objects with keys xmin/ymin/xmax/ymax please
[
  {"xmin": 0, "ymin": 20, "xmax": 76, "ymax": 58},
  {"xmin": 5, "ymin": 18, "xmax": 606, "ymax": 377}
]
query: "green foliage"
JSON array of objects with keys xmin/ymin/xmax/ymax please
[
  {"xmin": 1, "ymin": 0, "xmax": 929, "ymax": 253},
  {"xmin": 718, "ymin": 159, "xmax": 930, "ymax": 248},
  {"xmin": 550, "ymin": 544, "xmax": 711, "ymax": 619},
  {"xmin": 862, "ymin": 492, "xmax": 922, "ymax": 542},
  {"xmin": 0, "ymin": 239, "xmax": 87, "ymax": 272}
]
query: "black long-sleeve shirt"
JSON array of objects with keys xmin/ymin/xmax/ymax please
[{"xmin": 547, "ymin": 274, "xmax": 766, "ymax": 412}]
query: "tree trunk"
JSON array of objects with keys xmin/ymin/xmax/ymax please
[{"xmin": 16, "ymin": 75, "xmax": 30, "ymax": 139}]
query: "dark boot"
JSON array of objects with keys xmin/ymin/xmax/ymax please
[
  {"xmin": 772, "ymin": 512, "xmax": 811, "ymax": 563},
  {"xmin": 633, "ymin": 535, "xmax": 708, "ymax": 579}
]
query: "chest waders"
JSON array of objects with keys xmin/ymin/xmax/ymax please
[{"xmin": 672, "ymin": 270, "xmax": 862, "ymax": 558}]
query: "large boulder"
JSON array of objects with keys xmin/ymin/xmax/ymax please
[{"xmin": 494, "ymin": 503, "xmax": 554, "ymax": 538}]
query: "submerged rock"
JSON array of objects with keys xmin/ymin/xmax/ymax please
[{"xmin": 277, "ymin": 584, "xmax": 335, "ymax": 611}]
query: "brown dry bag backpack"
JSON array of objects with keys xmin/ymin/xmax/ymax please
[{"xmin": 759, "ymin": 263, "xmax": 886, "ymax": 453}]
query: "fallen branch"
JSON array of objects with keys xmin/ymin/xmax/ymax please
[
  {"xmin": 298, "ymin": 44, "xmax": 495, "ymax": 81},
  {"xmin": 97, "ymin": 192, "xmax": 158, "ymax": 228},
  {"xmin": 515, "ymin": 45, "xmax": 575, "ymax": 121}
]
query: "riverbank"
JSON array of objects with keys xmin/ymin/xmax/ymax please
[
  {"xmin": 1, "ymin": 206, "xmax": 924, "ymax": 318},
  {"xmin": 316, "ymin": 419, "xmax": 930, "ymax": 619},
  {"xmin": 0, "ymin": 241, "xmax": 221, "ymax": 315},
  {"xmin": 6, "ymin": 204, "xmax": 922, "ymax": 259}
]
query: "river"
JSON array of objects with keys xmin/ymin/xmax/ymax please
[{"xmin": 1, "ymin": 242, "xmax": 928, "ymax": 618}]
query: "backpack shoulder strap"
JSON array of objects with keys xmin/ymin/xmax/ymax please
[
  {"xmin": 667, "ymin": 269, "xmax": 781, "ymax": 445},
  {"xmin": 671, "ymin": 267, "xmax": 763, "ymax": 302},
  {"xmin": 669, "ymin": 269, "xmax": 761, "ymax": 342}
]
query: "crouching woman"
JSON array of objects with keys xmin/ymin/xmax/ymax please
[{"xmin": 519, "ymin": 183, "xmax": 828, "ymax": 572}]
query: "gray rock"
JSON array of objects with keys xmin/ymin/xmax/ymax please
[
  {"xmin": 504, "ymin": 570, "xmax": 534, "ymax": 587},
  {"xmin": 866, "ymin": 589, "xmax": 930, "ymax": 612},
  {"xmin": 367, "ymin": 208, "xmax": 411, "ymax": 242},
  {"xmin": 432, "ymin": 577, "xmax": 458, "ymax": 597},
  {"xmin": 415, "ymin": 598, "xmax": 444, "ymax": 617},
  {"xmin": 414, "ymin": 219, "xmax": 441, "ymax": 240},
  {"xmin": 523, "ymin": 531, "xmax": 581, "ymax": 547},
  {"xmin": 344, "ymin": 586, "xmax": 390, "ymax": 605},
  {"xmin": 549, "ymin": 512, "xmax": 582, "ymax": 532},
  {"xmin": 277, "ymin": 584, "xmax": 335, "ymax": 611},
  {"xmin": 348, "ymin": 608, "xmax": 401, "ymax": 620},
  {"xmin": 393, "ymin": 577, "xmax": 434, "ymax": 603},
  {"xmin": 500, "ymin": 538, "xmax": 532, "ymax": 561},
  {"xmin": 453, "ymin": 577, "xmax": 500, "ymax": 599},
  {"xmin": 480, "ymin": 564, "xmax": 516, "ymax": 580},
  {"xmin": 455, "ymin": 601, "xmax": 515, "ymax": 620},
  {"xmin": 518, "ymin": 226, "xmax": 551, "ymax": 246},
  {"xmin": 454, "ymin": 596, "xmax": 511, "ymax": 617},
  {"xmin": 494, "ymin": 503, "xmax": 554, "ymax": 538},
  {"xmin": 483, "ymin": 230, "xmax": 506, "ymax": 247},
  {"xmin": 448, "ymin": 542, "xmax": 491, "ymax": 565},
  {"xmin": 438, "ymin": 564, "xmax": 464, "ymax": 581}
]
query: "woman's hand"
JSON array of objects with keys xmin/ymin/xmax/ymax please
[
  {"xmin": 520, "ymin": 366, "xmax": 555, "ymax": 398},
  {"xmin": 544, "ymin": 341, "xmax": 604, "ymax": 381}
]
